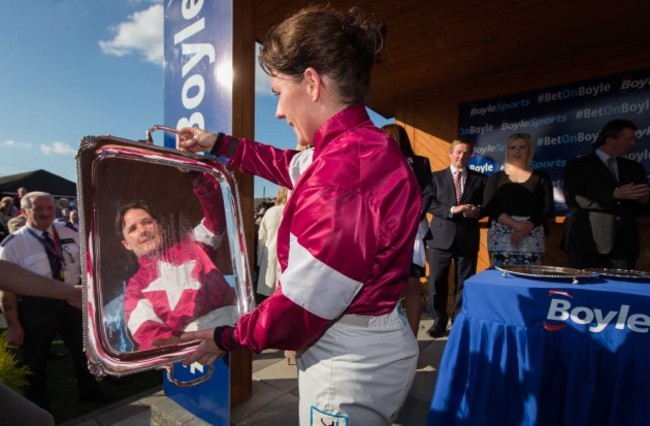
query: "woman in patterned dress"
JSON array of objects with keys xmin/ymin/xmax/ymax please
[{"xmin": 484, "ymin": 133, "xmax": 554, "ymax": 266}]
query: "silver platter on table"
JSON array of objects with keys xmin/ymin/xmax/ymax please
[
  {"xmin": 586, "ymin": 268, "xmax": 650, "ymax": 280},
  {"xmin": 495, "ymin": 265, "xmax": 597, "ymax": 284}
]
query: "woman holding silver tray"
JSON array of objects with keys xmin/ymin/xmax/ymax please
[{"xmin": 174, "ymin": 5, "xmax": 421, "ymax": 425}]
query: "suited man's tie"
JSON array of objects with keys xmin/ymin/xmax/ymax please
[
  {"xmin": 454, "ymin": 170, "xmax": 462, "ymax": 204},
  {"xmin": 42, "ymin": 231, "xmax": 63, "ymax": 281},
  {"xmin": 607, "ymin": 157, "xmax": 618, "ymax": 183}
]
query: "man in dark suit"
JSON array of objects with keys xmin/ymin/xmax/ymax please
[
  {"xmin": 426, "ymin": 139, "xmax": 486, "ymax": 337},
  {"xmin": 563, "ymin": 119, "xmax": 650, "ymax": 269}
]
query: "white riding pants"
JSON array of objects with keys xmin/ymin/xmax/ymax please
[{"xmin": 297, "ymin": 306, "xmax": 418, "ymax": 426}]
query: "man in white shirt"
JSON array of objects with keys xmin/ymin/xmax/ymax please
[
  {"xmin": 0, "ymin": 259, "xmax": 80, "ymax": 426},
  {"xmin": 0, "ymin": 191, "xmax": 108, "ymax": 411}
]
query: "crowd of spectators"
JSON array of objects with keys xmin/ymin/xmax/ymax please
[{"xmin": 0, "ymin": 188, "xmax": 77, "ymax": 237}]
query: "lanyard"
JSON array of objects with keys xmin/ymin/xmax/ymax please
[{"xmin": 27, "ymin": 227, "xmax": 64, "ymax": 265}]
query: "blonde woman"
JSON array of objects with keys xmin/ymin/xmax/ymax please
[
  {"xmin": 484, "ymin": 133, "xmax": 553, "ymax": 266},
  {"xmin": 257, "ymin": 187, "xmax": 288, "ymax": 297}
]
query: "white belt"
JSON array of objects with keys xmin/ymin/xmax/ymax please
[{"xmin": 337, "ymin": 313, "xmax": 371, "ymax": 327}]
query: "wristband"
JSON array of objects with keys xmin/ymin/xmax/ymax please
[
  {"xmin": 209, "ymin": 132, "xmax": 226, "ymax": 156},
  {"xmin": 213, "ymin": 325, "xmax": 239, "ymax": 351}
]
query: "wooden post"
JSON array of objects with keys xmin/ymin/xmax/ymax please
[{"xmin": 229, "ymin": 0, "xmax": 255, "ymax": 406}]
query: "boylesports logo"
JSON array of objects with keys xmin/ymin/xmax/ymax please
[{"xmin": 544, "ymin": 289, "xmax": 650, "ymax": 333}]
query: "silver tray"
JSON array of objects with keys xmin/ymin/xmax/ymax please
[
  {"xmin": 586, "ymin": 268, "xmax": 650, "ymax": 280},
  {"xmin": 496, "ymin": 265, "xmax": 596, "ymax": 284}
]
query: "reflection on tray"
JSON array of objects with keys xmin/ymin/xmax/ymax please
[
  {"xmin": 495, "ymin": 265, "xmax": 597, "ymax": 284},
  {"xmin": 586, "ymin": 268, "xmax": 650, "ymax": 280}
]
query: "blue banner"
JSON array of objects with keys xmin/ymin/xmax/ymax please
[
  {"xmin": 459, "ymin": 68, "xmax": 650, "ymax": 213},
  {"xmin": 163, "ymin": 355, "xmax": 230, "ymax": 425},
  {"xmin": 164, "ymin": 0, "xmax": 233, "ymax": 147},
  {"xmin": 163, "ymin": 1, "xmax": 233, "ymax": 424}
]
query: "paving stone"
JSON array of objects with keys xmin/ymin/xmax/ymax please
[{"xmin": 66, "ymin": 319, "xmax": 445, "ymax": 425}]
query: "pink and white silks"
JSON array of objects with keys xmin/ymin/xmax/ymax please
[
  {"xmin": 124, "ymin": 175, "xmax": 237, "ymax": 350},
  {"xmin": 215, "ymin": 104, "xmax": 421, "ymax": 353}
]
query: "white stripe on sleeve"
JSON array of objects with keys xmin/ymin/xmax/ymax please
[
  {"xmin": 281, "ymin": 233, "xmax": 362, "ymax": 320},
  {"xmin": 193, "ymin": 219, "xmax": 224, "ymax": 249},
  {"xmin": 127, "ymin": 298, "xmax": 164, "ymax": 335}
]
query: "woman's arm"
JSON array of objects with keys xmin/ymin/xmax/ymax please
[
  {"xmin": 177, "ymin": 128, "xmax": 298, "ymax": 189},
  {"xmin": 0, "ymin": 260, "xmax": 80, "ymax": 307}
]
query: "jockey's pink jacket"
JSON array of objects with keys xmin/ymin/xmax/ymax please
[{"xmin": 215, "ymin": 104, "xmax": 420, "ymax": 352}]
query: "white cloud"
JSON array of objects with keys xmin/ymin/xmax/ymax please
[
  {"xmin": 40, "ymin": 141, "xmax": 76, "ymax": 156},
  {"xmin": 3, "ymin": 140, "xmax": 32, "ymax": 149},
  {"xmin": 99, "ymin": 4, "xmax": 163, "ymax": 66}
]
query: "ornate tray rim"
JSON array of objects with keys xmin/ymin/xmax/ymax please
[
  {"xmin": 585, "ymin": 268, "xmax": 650, "ymax": 280},
  {"xmin": 495, "ymin": 265, "xmax": 596, "ymax": 283}
]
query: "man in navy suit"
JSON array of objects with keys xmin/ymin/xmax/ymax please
[
  {"xmin": 563, "ymin": 119, "xmax": 650, "ymax": 269},
  {"xmin": 426, "ymin": 139, "xmax": 486, "ymax": 337}
]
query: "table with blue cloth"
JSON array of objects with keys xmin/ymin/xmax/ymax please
[{"xmin": 427, "ymin": 268, "xmax": 650, "ymax": 426}]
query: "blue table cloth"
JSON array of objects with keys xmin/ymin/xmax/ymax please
[{"xmin": 428, "ymin": 268, "xmax": 650, "ymax": 426}]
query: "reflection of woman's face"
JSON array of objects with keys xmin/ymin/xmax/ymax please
[{"xmin": 120, "ymin": 208, "xmax": 163, "ymax": 258}]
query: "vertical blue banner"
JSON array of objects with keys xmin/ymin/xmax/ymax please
[
  {"xmin": 459, "ymin": 68, "xmax": 650, "ymax": 213},
  {"xmin": 163, "ymin": 2, "xmax": 233, "ymax": 424},
  {"xmin": 164, "ymin": 0, "xmax": 233, "ymax": 147}
]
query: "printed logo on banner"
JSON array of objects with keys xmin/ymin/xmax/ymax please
[
  {"xmin": 620, "ymin": 76, "xmax": 650, "ymax": 92},
  {"xmin": 163, "ymin": 357, "xmax": 230, "ymax": 425},
  {"xmin": 163, "ymin": 0, "xmax": 233, "ymax": 148},
  {"xmin": 458, "ymin": 67, "xmax": 650, "ymax": 215},
  {"xmin": 162, "ymin": 1, "xmax": 233, "ymax": 424},
  {"xmin": 544, "ymin": 289, "xmax": 650, "ymax": 333},
  {"xmin": 467, "ymin": 156, "xmax": 497, "ymax": 174},
  {"xmin": 176, "ymin": 361, "xmax": 212, "ymax": 381}
]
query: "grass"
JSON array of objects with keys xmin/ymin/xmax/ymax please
[
  {"xmin": 0, "ymin": 334, "xmax": 30, "ymax": 393},
  {"xmin": 4, "ymin": 336, "xmax": 163, "ymax": 424},
  {"xmin": 47, "ymin": 340, "xmax": 163, "ymax": 423}
]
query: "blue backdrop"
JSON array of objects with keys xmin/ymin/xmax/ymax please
[{"xmin": 459, "ymin": 68, "xmax": 650, "ymax": 213}]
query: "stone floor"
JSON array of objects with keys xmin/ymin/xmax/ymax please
[{"xmin": 60, "ymin": 316, "xmax": 447, "ymax": 425}]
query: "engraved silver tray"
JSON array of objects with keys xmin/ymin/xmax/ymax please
[
  {"xmin": 496, "ymin": 265, "xmax": 597, "ymax": 284},
  {"xmin": 586, "ymin": 268, "xmax": 650, "ymax": 280}
]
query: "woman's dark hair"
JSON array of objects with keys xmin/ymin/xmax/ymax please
[
  {"xmin": 382, "ymin": 124, "xmax": 416, "ymax": 158},
  {"xmin": 259, "ymin": 5, "xmax": 387, "ymax": 104},
  {"xmin": 594, "ymin": 119, "xmax": 637, "ymax": 149},
  {"xmin": 115, "ymin": 200, "xmax": 157, "ymax": 240}
]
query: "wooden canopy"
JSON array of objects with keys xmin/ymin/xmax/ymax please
[{"xmin": 252, "ymin": 0, "xmax": 650, "ymax": 118}]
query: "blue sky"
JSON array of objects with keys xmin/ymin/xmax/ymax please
[{"xmin": 0, "ymin": 0, "xmax": 391, "ymax": 198}]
